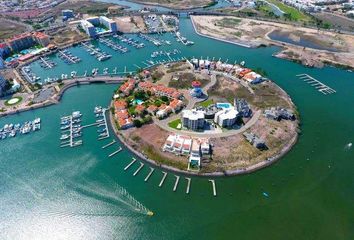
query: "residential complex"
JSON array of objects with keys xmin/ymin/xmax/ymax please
[
  {"xmin": 81, "ymin": 16, "xmax": 118, "ymax": 37},
  {"xmin": 214, "ymin": 108, "xmax": 239, "ymax": 128},
  {"xmin": 162, "ymin": 134, "xmax": 210, "ymax": 170},
  {"xmin": 182, "ymin": 110, "xmax": 205, "ymax": 130}
]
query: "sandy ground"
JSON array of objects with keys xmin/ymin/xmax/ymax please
[
  {"xmin": 114, "ymin": 16, "xmax": 147, "ymax": 33},
  {"xmin": 192, "ymin": 15, "xmax": 354, "ymax": 69},
  {"xmin": 131, "ymin": 0, "xmax": 214, "ymax": 9}
]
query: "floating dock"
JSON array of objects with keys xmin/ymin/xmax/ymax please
[
  {"xmin": 102, "ymin": 139, "xmax": 116, "ymax": 149},
  {"xmin": 124, "ymin": 158, "xmax": 137, "ymax": 171},
  {"xmin": 108, "ymin": 147, "xmax": 122, "ymax": 157},
  {"xmin": 133, "ymin": 162, "xmax": 144, "ymax": 176},
  {"xmin": 173, "ymin": 175, "xmax": 180, "ymax": 192},
  {"xmin": 209, "ymin": 179, "xmax": 217, "ymax": 196},
  {"xmin": 144, "ymin": 167, "xmax": 155, "ymax": 182},
  {"xmin": 296, "ymin": 74, "xmax": 336, "ymax": 95},
  {"xmin": 159, "ymin": 172, "xmax": 167, "ymax": 187},
  {"xmin": 185, "ymin": 177, "xmax": 191, "ymax": 194}
]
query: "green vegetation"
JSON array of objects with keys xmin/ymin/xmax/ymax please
[
  {"xmin": 267, "ymin": 0, "xmax": 311, "ymax": 22},
  {"xmin": 4, "ymin": 96, "xmax": 23, "ymax": 106},
  {"xmin": 197, "ymin": 99, "xmax": 214, "ymax": 107},
  {"xmin": 215, "ymin": 18, "xmax": 242, "ymax": 28},
  {"xmin": 133, "ymin": 119, "xmax": 143, "ymax": 128},
  {"xmin": 168, "ymin": 119, "xmax": 182, "ymax": 129}
]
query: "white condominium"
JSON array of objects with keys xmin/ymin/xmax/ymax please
[
  {"xmin": 214, "ymin": 109, "xmax": 239, "ymax": 128},
  {"xmin": 182, "ymin": 110, "xmax": 205, "ymax": 130}
]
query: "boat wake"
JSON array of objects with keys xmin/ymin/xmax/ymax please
[{"xmin": 344, "ymin": 142, "xmax": 352, "ymax": 150}]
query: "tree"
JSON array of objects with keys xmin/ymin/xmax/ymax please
[
  {"xmin": 161, "ymin": 96, "xmax": 169, "ymax": 102},
  {"xmin": 133, "ymin": 119, "xmax": 142, "ymax": 128}
]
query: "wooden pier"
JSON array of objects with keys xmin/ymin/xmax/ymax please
[
  {"xmin": 124, "ymin": 158, "xmax": 137, "ymax": 171},
  {"xmin": 296, "ymin": 74, "xmax": 336, "ymax": 95},
  {"xmin": 173, "ymin": 175, "xmax": 180, "ymax": 192},
  {"xmin": 209, "ymin": 179, "xmax": 217, "ymax": 196},
  {"xmin": 185, "ymin": 177, "xmax": 191, "ymax": 194},
  {"xmin": 108, "ymin": 147, "xmax": 122, "ymax": 157},
  {"xmin": 133, "ymin": 162, "xmax": 144, "ymax": 176},
  {"xmin": 144, "ymin": 167, "xmax": 155, "ymax": 182},
  {"xmin": 159, "ymin": 172, "xmax": 167, "ymax": 187}
]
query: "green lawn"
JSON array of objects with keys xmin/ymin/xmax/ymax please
[
  {"xmin": 197, "ymin": 99, "xmax": 214, "ymax": 108},
  {"xmin": 168, "ymin": 119, "xmax": 182, "ymax": 129},
  {"xmin": 267, "ymin": 0, "xmax": 311, "ymax": 21}
]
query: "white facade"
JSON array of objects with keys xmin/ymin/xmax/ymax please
[
  {"xmin": 214, "ymin": 109, "xmax": 239, "ymax": 128},
  {"xmin": 182, "ymin": 110, "xmax": 205, "ymax": 130}
]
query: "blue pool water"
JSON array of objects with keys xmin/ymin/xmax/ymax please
[{"xmin": 216, "ymin": 103, "xmax": 232, "ymax": 109}]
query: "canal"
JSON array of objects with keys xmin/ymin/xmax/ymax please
[{"xmin": 0, "ymin": 18, "xmax": 353, "ymax": 239}]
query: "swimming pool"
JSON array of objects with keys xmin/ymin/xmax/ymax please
[
  {"xmin": 216, "ymin": 102, "xmax": 232, "ymax": 109},
  {"xmin": 133, "ymin": 99, "xmax": 144, "ymax": 105}
]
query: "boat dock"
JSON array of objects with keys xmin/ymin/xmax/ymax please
[
  {"xmin": 144, "ymin": 167, "xmax": 155, "ymax": 182},
  {"xmin": 108, "ymin": 147, "xmax": 122, "ymax": 157},
  {"xmin": 114, "ymin": 35, "xmax": 145, "ymax": 49},
  {"xmin": 185, "ymin": 177, "xmax": 191, "ymax": 194},
  {"xmin": 173, "ymin": 175, "xmax": 180, "ymax": 192},
  {"xmin": 96, "ymin": 108, "xmax": 109, "ymax": 140},
  {"xmin": 39, "ymin": 57, "xmax": 56, "ymax": 69},
  {"xmin": 59, "ymin": 111, "xmax": 83, "ymax": 148},
  {"xmin": 133, "ymin": 162, "xmax": 144, "ymax": 176},
  {"xmin": 58, "ymin": 50, "xmax": 81, "ymax": 64},
  {"xmin": 99, "ymin": 38, "xmax": 129, "ymax": 53},
  {"xmin": 296, "ymin": 74, "xmax": 336, "ymax": 95},
  {"xmin": 81, "ymin": 42, "xmax": 111, "ymax": 61},
  {"xmin": 173, "ymin": 31, "xmax": 194, "ymax": 46},
  {"xmin": 159, "ymin": 172, "xmax": 167, "ymax": 187},
  {"xmin": 209, "ymin": 179, "xmax": 217, "ymax": 196},
  {"xmin": 124, "ymin": 158, "xmax": 137, "ymax": 171},
  {"xmin": 102, "ymin": 139, "xmax": 116, "ymax": 149},
  {"xmin": 138, "ymin": 33, "xmax": 163, "ymax": 46}
]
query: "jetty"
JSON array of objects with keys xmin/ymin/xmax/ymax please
[
  {"xmin": 133, "ymin": 162, "xmax": 144, "ymax": 176},
  {"xmin": 159, "ymin": 172, "xmax": 168, "ymax": 187},
  {"xmin": 108, "ymin": 147, "xmax": 122, "ymax": 157},
  {"xmin": 39, "ymin": 57, "xmax": 56, "ymax": 69},
  {"xmin": 209, "ymin": 179, "xmax": 217, "ymax": 196},
  {"xmin": 102, "ymin": 139, "xmax": 116, "ymax": 149},
  {"xmin": 185, "ymin": 177, "xmax": 191, "ymax": 194},
  {"xmin": 173, "ymin": 175, "xmax": 180, "ymax": 192},
  {"xmin": 144, "ymin": 167, "xmax": 155, "ymax": 182},
  {"xmin": 296, "ymin": 74, "xmax": 336, "ymax": 95},
  {"xmin": 99, "ymin": 38, "xmax": 129, "ymax": 53},
  {"xmin": 124, "ymin": 158, "xmax": 137, "ymax": 171},
  {"xmin": 58, "ymin": 50, "xmax": 81, "ymax": 64}
]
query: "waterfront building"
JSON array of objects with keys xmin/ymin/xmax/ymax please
[
  {"xmin": 5, "ymin": 33, "xmax": 35, "ymax": 53},
  {"xmin": 32, "ymin": 32, "xmax": 50, "ymax": 47},
  {"xmin": 235, "ymin": 98, "xmax": 252, "ymax": 118},
  {"xmin": 264, "ymin": 107, "xmax": 295, "ymax": 121},
  {"xmin": 243, "ymin": 132, "xmax": 267, "ymax": 150},
  {"xmin": 182, "ymin": 137, "xmax": 192, "ymax": 155},
  {"xmin": 200, "ymin": 138, "xmax": 210, "ymax": 155},
  {"xmin": 182, "ymin": 110, "xmax": 205, "ymax": 130},
  {"xmin": 81, "ymin": 16, "xmax": 118, "ymax": 37},
  {"xmin": 189, "ymin": 140, "xmax": 201, "ymax": 170},
  {"xmin": 0, "ymin": 43, "xmax": 11, "ymax": 59},
  {"xmin": 81, "ymin": 20, "xmax": 96, "ymax": 37},
  {"xmin": 118, "ymin": 117, "xmax": 134, "ymax": 129},
  {"xmin": 214, "ymin": 108, "xmax": 239, "ymax": 128},
  {"xmin": 114, "ymin": 99, "xmax": 128, "ymax": 111},
  {"xmin": 0, "ymin": 75, "xmax": 8, "ymax": 96},
  {"xmin": 138, "ymin": 82, "xmax": 183, "ymax": 100},
  {"xmin": 119, "ymin": 79, "xmax": 135, "ymax": 96},
  {"xmin": 243, "ymin": 71, "xmax": 263, "ymax": 84},
  {"xmin": 163, "ymin": 134, "xmax": 177, "ymax": 152}
]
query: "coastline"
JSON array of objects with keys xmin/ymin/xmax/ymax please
[
  {"xmin": 190, "ymin": 15, "xmax": 253, "ymax": 48},
  {"xmin": 108, "ymin": 97, "xmax": 300, "ymax": 177},
  {"xmin": 0, "ymin": 77, "xmax": 124, "ymax": 118}
]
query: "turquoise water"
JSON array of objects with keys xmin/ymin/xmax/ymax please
[
  {"xmin": 1, "ymin": 18, "xmax": 354, "ymax": 239},
  {"xmin": 216, "ymin": 102, "xmax": 232, "ymax": 109}
]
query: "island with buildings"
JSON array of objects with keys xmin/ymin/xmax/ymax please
[{"xmin": 109, "ymin": 59, "xmax": 299, "ymax": 175}]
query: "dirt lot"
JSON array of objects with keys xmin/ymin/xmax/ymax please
[
  {"xmin": 122, "ymin": 123, "xmax": 189, "ymax": 170},
  {"xmin": 131, "ymin": 0, "xmax": 214, "ymax": 9},
  {"xmin": 192, "ymin": 15, "xmax": 354, "ymax": 69},
  {"xmin": 51, "ymin": 27, "xmax": 88, "ymax": 46},
  {"xmin": 0, "ymin": 18, "xmax": 28, "ymax": 41},
  {"xmin": 313, "ymin": 12, "xmax": 354, "ymax": 32},
  {"xmin": 114, "ymin": 16, "xmax": 147, "ymax": 33}
]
